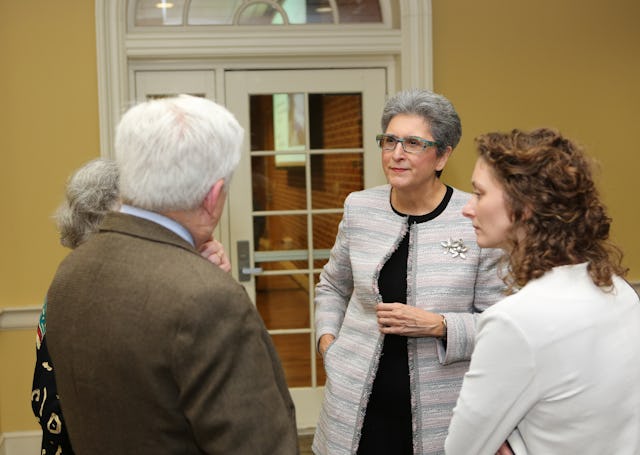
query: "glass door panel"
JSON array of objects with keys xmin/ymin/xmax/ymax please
[{"xmin": 225, "ymin": 68, "xmax": 386, "ymax": 429}]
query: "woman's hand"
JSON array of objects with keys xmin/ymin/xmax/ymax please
[
  {"xmin": 318, "ymin": 334, "xmax": 336, "ymax": 356},
  {"xmin": 200, "ymin": 238, "xmax": 231, "ymax": 273},
  {"xmin": 376, "ymin": 303, "xmax": 444, "ymax": 338}
]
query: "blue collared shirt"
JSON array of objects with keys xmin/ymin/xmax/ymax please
[{"xmin": 119, "ymin": 204, "xmax": 195, "ymax": 247}]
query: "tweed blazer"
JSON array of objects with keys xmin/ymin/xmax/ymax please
[
  {"xmin": 313, "ymin": 185, "xmax": 504, "ymax": 455},
  {"xmin": 47, "ymin": 212, "xmax": 299, "ymax": 455}
]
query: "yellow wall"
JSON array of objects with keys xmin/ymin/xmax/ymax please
[
  {"xmin": 1, "ymin": 0, "xmax": 638, "ymax": 436},
  {"xmin": 0, "ymin": 0, "xmax": 99, "ymax": 433},
  {"xmin": 432, "ymin": 0, "xmax": 640, "ymax": 280}
]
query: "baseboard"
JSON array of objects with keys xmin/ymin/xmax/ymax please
[
  {"xmin": 0, "ymin": 307, "xmax": 41, "ymax": 331},
  {"xmin": 0, "ymin": 431, "xmax": 41, "ymax": 455}
]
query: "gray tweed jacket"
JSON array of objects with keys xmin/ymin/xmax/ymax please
[{"xmin": 313, "ymin": 185, "xmax": 504, "ymax": 455}]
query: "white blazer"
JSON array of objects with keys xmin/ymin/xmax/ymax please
[{"xmin": 445, "ymin": 263, "xmax": 640, "ymax": 455}]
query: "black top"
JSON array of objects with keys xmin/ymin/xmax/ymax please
[
  {"xmin": 357, "ymin": 186, "xmax": 453, "ymax": 455},
  {"xmin": 32, "ymin": 302, "xmax": 75, "ymax": 455}
]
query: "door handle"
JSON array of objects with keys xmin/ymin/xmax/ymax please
[{"xmin": 237, "ymin": 240, "xmax": 263, "ymax": 282}]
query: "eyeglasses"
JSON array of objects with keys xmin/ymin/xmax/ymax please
[{"xmin": 376, "ymin": 134, "xmax": 441, "ymax": 154}]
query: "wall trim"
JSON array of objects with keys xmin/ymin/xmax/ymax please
[
  {"xmin": 0, "ymin": 307, "xmax": 40, "ymax": 331},
  {"xmin": 0, "ymin": 282, "xmax": 637, "ymax": 331},
  {"xmin": 0, "ymin": 431, "xmax": 41, "ymax": 455}
]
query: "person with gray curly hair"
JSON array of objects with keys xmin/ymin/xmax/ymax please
[
  {"xmin": 32, "ymin": 157, "xmax": 119, "ymax": 455},
  {"xmin": 313, "ymin": 89, "xmax": 504, "ymax": 454},
  {"xmin": 45, "ymin": 95, "xmax": 298, "ymax": 454},
  {"xmin": 54, "ymin": 158, "xmax": 121, "ymax": 249}
]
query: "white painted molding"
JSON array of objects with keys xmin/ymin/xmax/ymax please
[
  {"xmin": 400, "ymin": 0, "xmax": 434, "ymax": 90},
  {"xmin": 125, "ymin": 29, "xmax": 402, "ymax": 58},
  {"xmin": 0, "ymin": 307, "xmax": 40, "ymax": 331},
  {"xmin": 0, "ymin": 431, "xmax": 41, "ymax": 455},
  {"xmin": 95, "ymin": 0, "xmax": 128, "ymax": 160}
]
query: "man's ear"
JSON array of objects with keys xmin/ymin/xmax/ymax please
[{"xmin": 203, "ymin": 179, "xmax": 225, "ymax": 216}]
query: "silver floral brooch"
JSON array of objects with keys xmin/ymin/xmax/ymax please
[{"xmin": 441, "ymin": 238, "xmax": 468, "ymax": 259}]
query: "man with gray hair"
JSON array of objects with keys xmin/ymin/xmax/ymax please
[{"xmin": 47, "ymin": 95, "xmax": 299, "ymax": 454}]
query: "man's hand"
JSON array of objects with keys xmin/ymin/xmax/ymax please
[{"xmin": 200, "ymin": 238, "xmax": 231, "ymax": 273}]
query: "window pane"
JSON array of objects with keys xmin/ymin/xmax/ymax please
[
  {"xmin": 336, "ymin": 0, "xmax": 382, "ymax": 23},
  {"xmin": 250, "ymin": 93, "xmax": 306, "ymax": 153},
  {"xmin": 135, "ymin": 0, "xmax": 384, "ymax": 27},
  {"xmin": 280, "ymin": 0, "xmax": 334, "ymax": 24},
  {"xmin": 270, "ymin": 334, "xmax": 312, "ymax": 387},
  {"xmin": 311, "ymin": 152, "xmax": 363, "ymax": 209},
  {"xmin": 309, "ymin": 93, "xmax": 362, "ymax": 149},
  {"xmin": 256, "ymin": 274, "xmax": 310, "ymax": 330},
  {"xmin": 254, "ymin": 214, "xmax": 308, "ymax": 251},
  {"xmin": 252, "ymin": 156, "xmax": 307, "ymax": 211},
  {"xmin": 135, "ymin": 0, "xmax": 185, "ymax": 26},
  {"xmin": 238, "ymin": 3, "xmax": 284, "ymax": 25},
  {"xmin": 312, "ymin": 214, "xmax": 341, "ymax": 249},
  {"xmin": 188, "ymin": 0, "xmax": 240, "ymax": 25}
]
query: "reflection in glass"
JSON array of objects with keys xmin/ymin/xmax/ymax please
[
  {"xmin": 309, "ymin": 94, "xmax": 362, "ymax": 150},
  {"xmin": 312, "ymin": 214, "xmax": 341, "ymax": 249},
  {"xmin": 252, "ymin": 156, "xmax": 307, "ymax": 212},
  {"xmin": 311, "ymin": 153, "xmax": 363, "ymax": 209},
  {"xmin": 135, "ymin": 0, "xmax": 185, "ymax": 26},
  {"xmin": 188, "ymin": 0, "xmax": 238, "ymax": 25},
  {"xmin": 336, "ymin": 0, "xmax": 382, "ymax": 23},
  {"xmin": 256, "ymin": 274, "xmax": 310, "ymax": 330},
  {"xmin": 136, "ymin": 0, "xmax": 383, "ymax": 26},
  {"xmin": 238, "ymin": 3, "xmax": 284, "ymax": 25},
  {"xmin": 271, "ymin": 334, "xmax": 312, "ymax": 387},
  {"xmin": 274, "ymin": 93, "xmax": 306, "ymax": 167},
  {"xmin": 253, "ymin": 214, "xmax": 307, "ymax": 251}
]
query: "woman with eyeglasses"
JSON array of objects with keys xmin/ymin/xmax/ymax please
[
  {"xmin": 312, "ymin": 89, "xmax": 504, "ymax": 455},
  {"xmin": 445, "ymin": 128, "xmax": 640, "ymax": 455}
]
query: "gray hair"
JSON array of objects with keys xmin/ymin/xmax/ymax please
[
  {"xmin": 381, "ymin": 89, "xmax": 462, "ymax": 157},
  {"xmin": 55, "ymin": 158, "xmax": 120, "ymax": 249},
  {"xmin": 114, "ymin": 95, "xmax": 244, "ymax": 212}
]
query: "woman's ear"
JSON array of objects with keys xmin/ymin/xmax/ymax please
[{"xmin": 436, "ymin": 146, "xmax": 453, "ymax": 172}]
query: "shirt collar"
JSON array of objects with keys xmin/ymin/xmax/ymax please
[{"xmin": 119, "ymin": 204, "xmax": 195, "ymax": 247}]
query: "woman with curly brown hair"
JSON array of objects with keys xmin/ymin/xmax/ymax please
[{"xmin": 445, "ymin": 128, "xmax": 640, "ymax": 455}]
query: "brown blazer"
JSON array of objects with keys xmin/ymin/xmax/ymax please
[{"xmin": 47, "ymin": 212, "xmax": 299, "ymax": 454}]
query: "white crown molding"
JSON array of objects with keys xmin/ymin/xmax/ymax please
[
  {"xmin": 124, "ymin": 29, "xmax": 402, "ymax": 58},
  {"xmin": 0, "ymin": 307, "xmax": 40, "ymax": 331}
]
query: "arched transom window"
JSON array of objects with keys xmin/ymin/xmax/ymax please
[{"xmin": 132, "ymin": 0, "xmax": 383, "ymax": 27}]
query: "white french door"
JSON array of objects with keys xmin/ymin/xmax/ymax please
[{"xmin": 225, "ymin": 68, "xmax": 387, "ymax": 428}]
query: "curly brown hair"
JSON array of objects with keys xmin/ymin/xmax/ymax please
[{"xmin": 475, "ymin": 127, "xmax": 627, "ymax": 293}]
